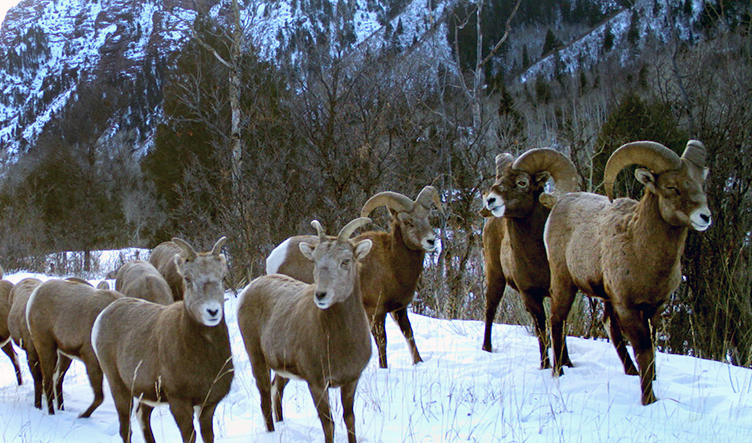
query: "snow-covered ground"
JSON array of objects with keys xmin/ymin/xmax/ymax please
[{"xmin": 1, "ymin": 270, "xmax": 751, "ymax": 442}]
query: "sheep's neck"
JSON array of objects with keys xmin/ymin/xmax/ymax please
[
  {"xmin": 506, "ymin": 203, "xmax": 549, "ymax": 250},
  {"xmin": 631, "ymin": 192, "xmax": 688, "ymax": 268},
  {"xmin": 389, "ymin": 220, "xmax": 425, "ymax": 285},
  {"xmin": 315, "ymin": 277, "xmax": 370, "ymax": 342}
]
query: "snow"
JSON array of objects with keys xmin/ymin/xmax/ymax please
[{"xmin": 1, "ymin": 269, "xmax": 751, "ymax": 442}]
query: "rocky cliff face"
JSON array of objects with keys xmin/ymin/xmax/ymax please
[{"xmin": 0, "ymin": 0, "xmax": 729, "ymax": 161}]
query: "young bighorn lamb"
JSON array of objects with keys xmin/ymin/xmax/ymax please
[
  {"xmin": 0, "ymin": 278, "xmax": 23, "ymax": 385},
  {"xmin": 92, "ymin": 237, "xmax": 232, "ymax": 443},
  {"xmin": 266, "ymin": 186, "xmax": 443, "ymax": 368},
  {"xmin": 480, "ymin": 148, "xmax": 593, "ymax": 370},
  {"xmin": 545, "ymin": 140, "xmax": 712, "ymax": 405},
  {"xmin": 115, "ymin": 259, "xmax": 174, "ymax": 304},
  {"xmin": 240, "ymin": 218, "xmax": 373, "ymax": 443},
  {"xmin": 26, "ymin": 278, "xmax": 124, "ymax": 417},
  {"xmin": 149, "ymin": 240, "xmax": 186, "ymax": 301},
  {"xmin": 8, "ymin": 278, "xmax": 58, "ymax": 410}
]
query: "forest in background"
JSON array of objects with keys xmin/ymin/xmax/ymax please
[{"xmin": 0, "ymin": 1, "xmax": 750, "ymax": 368}]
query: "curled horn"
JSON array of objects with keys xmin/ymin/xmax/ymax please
[
  {"xmin": 681, "ymin": 140, "xmax": 707, "ymax": 169},
  {"xmin": 414, "ymin": 186, "xmax": 445, "ymax": 215},
  {"xmin": 310, "ymin": 220, "xmax": 327, "ymax": 241},
  {"xmin": 495, "ymin": 153, "xmax": 514, "ymax": 181},
  {"xmin": 172, "ymin": 237, "xmax": 198, "ymax": 261},
  {"xmin": 604, "ymin": 141, "xmax": 682, "ymax": 201},
  {"xmin": 337, "ymin": 217, "xmax": 372, "ymax": 242},
  {"xmin": 360, "ymin": 191, "xmax": 414, "ymax": 217},
  {"xmin": 210, "ymin": 236, "xmax": 227, "ymax": 256},
  {"xmin": 512, "ymin": 148, "xmax": 580, "ymax": 194}
]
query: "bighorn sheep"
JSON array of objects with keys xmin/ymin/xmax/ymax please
[
  {"xmin": 8, "ymin": 278, "xmax": 59, "ymax": 410},
  {"xmin": 115, "ymin": 260, "xmax": 174, "ymax": 304},
  {"xmin": 545, "ymin": 140, "xmax": 712, "ymax": 405},
  {"xmin": 26, "ymin": 278, "xmax": 124, "ymax": 417},
  {"xmin": 149, "ymin": 240, "xmax": 186, "ymax": 301},
  {"xmin": 266, "ymin": 186, "xmax": 443, "ymax": 368},
  {"xmin": 92, "ymin": 237, "xmax": 232, "ymax": 443},
  {"xmin": 480, "ymin": 148, "xmax": 591, "ymax": 371},
  {"xmin": 0, "ymin": 278, "xmax": 23, "ymax": 385},
  {"xmin": 239, "ymin": 218, "xmax": 373, "ymax": 443}
]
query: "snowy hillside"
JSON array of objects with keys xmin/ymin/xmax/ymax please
[{"xmin": 1, "ymin": 270, "xmax": 751, "ymax": 442}]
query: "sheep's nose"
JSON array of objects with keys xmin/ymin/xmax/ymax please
[
  {"xmin": 207, "ymin": 308, "xmax": 219, "ymax": 317},
  {"xmin": 426, "ymin": 238, "xmax": 436, "ymax": 247},
  {"xmin": 315, "ymin": 291, "xmax": 327, "ymax": 301},
  {"xmin": 700, "ymin": 213, "xmax": 710, "ymax": 224},
  {"xmin": 486, "ymin": 196, "xmax": 496, "ymax": 206}
]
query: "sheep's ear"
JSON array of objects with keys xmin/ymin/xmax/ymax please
[
  {"xmin": 635, "ymin": 168, "xmax": 658, "ymax": 193},
  {"xmin": 534, "ymin": 171, "xmax": 551, "ymax": 186},
  {"xmin": 299, "ymin": 242, "xmax": 316, "ymax": 261},
  {"xmin": 353, "ymin": 239, "xmax": 373, "ymax": 261},
  {"xmin": 173, "ymin": 254, "xmax": 185, "ymax": 274}
]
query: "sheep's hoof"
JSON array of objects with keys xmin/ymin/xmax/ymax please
[
  {"xmin": 482, "ymin": 344, "xmax": 493, "ymax": 353},
  {"xmin": 641, "ymin": 392, "xmax": 657, "ymax": 405},
  {"xmin": 625, "ymin": 365, "xmax": 639, "ymax": 376}
]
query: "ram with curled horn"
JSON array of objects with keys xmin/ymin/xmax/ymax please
[
  {"xmin": 266, "ymin": 186, "xmax": 444, "ymax": 368},
  {"xmin": 544, "ymin": 140, "xmax": 711, "ymax": 405},
  {"xmin": 480, "ymin": 148, "xmax": 590, "ymax": 370}
]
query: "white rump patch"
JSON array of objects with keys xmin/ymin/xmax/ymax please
[
  {"xmin": 266, "ymin": 238, "xmax": 291, "ymax": 275},
  {"xmin": 91, "ymin": 310, "xmax": 104, "ymax": 357},
  {"xmin": 24, "ymin": 285, "xmax": 42, "ymax": 334}
]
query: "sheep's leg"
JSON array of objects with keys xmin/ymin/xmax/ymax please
[
  {"xmin": 169, "ymin": 397, "xmax": 198, "ymax": 443},
  {"xmin": 54, "ymin": 355, "xmax": 72, "ymax": 410},
  {"xmin": 614, "ymin": 304, "xmax": 657, "ymax": 405},
  {"xmin": 78, "ymin": 353, "xmax": 105, "ymax": 418},
  {"xmin": 36, "ymin": 342, "xmax": 59, "ymax": 415},
  {"xmin": 482, "ymin": 271, "xmax": 505, "ymax": 352},
  {"xmin": 308, "ymin": 382, "xmax": 334, "ymax": 443},
  {"xmin": 137, "ymin": 403, "xmax": 156, "ymax": 443},
  {"xmin": 391, "ymin": 308, "xmax": 423, "ymax": 365},
  {"xmin": 370, "ymin": 312, "xmax": 388, "ymax": 368},
  {"xmin": 198, "ymin": 402, "xmax": 218, "ymax": 443},
  {"xmin": 26, "ymin": 345, "xmax": 43, "ymax": 409},
  {"xmin": 2, "ymin": 342, "xmax": 23, "ymax": 385},
  {"xmin": 522, "ymin": 291, "xmax": 550, "ymax": 369},
  {"xmin": 341, "ymin": 380, "xmax": 359, "ymax": 443},
  {"xmin": 272, "ymin": 374, "xmax": 289, "ymax": 422},
  {"xmin": 251, "ymin": 360, "xmax": 274, "ymax": 431},
  {"xmin": 550, "ymin": 281, "xmax": 577, "ymax": 376},
  {"xmin": 602, "ymin": 301, "xmax": 638, "ymax": 376},
  {"xmin": 106, "ymin": 374, "xmax": 134, "ymax": 443}
]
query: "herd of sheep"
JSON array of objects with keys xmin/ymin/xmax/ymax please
[{"xmin": 0, "ymin": 139, "xmax": 711, "ymax": 442}]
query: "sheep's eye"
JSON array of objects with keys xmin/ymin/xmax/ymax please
[
  {"xmin": 666, "ymin": 186, "xmax": 681, "ymax": 195},
  {"xmin": 516, "ymin": 179, "xmax": 528, "ymax": 187},
  {"xmin": 341, "ymin": 259, "xmax": 351, "ymax": 268},
  {"xmin": 184, "ymin": 276, "xmax": 193, "ymax": 284},
  {"xmin": 403, "ymin": 220, "xmax": 413, "ymax": 227}
]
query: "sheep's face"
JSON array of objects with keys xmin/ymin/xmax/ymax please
[
  {"xmin": 636, "ymin": 162, "xmax": 712, "ymax": 231},
  {"xmin": 484, "ymin": 167, "xmax": 550, "ymax": 218},
  {"xmin": 393, "ymin": 208, "xmax": 438, "ymax": 253},
  {"xmin": 300, "ymin": 239, "xmax": 372, "ymax": 309},
  {"xmin": 176, "ymin": 253, "xmax": 228, "ymax": 326}
]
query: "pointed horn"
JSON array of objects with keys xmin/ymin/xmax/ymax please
[
  {"xmin": 210, "ymin": 236, "xmax": 228, "ymax": 256},
  {"xmin": 310, "ymin": 220, "xmax": 327, "ymax": 241},
  {"xmin": 360, "ymin": 191, "xmax": 414, "ymax": 217},
  {"xmin": 495, "ymin": 153, "xmax": 514, "ymax": 181},
  {"xmin": 171, "ymin": 238, "xmax": 198, "ymax": 260},
  {"xmin": 414, "ymin": 186, "xmax": 445, "ymax": 215},
  {"xmin": 512, "ymin": 148, "xmax": 580, "ymax": 194},
  {"xmin": 338, "ymin": 217, "xmax": 371, "ymax": 242},
  {"xmin": 681, "ymin": 140, "xmax": 707, "ymax": 169},
  {"xmin": 604, "ymin": 141, "xmax": 682, "ymax": 200}
]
